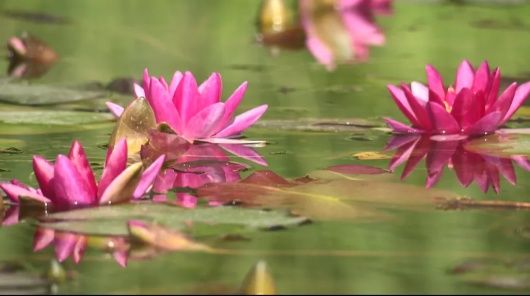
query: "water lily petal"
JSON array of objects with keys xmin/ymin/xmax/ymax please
[
  {"xmin": 451, "ymin": 148, "xmax": 477, "ymax": 187},
  {"xmin": 428, "ymin": 102, "xmax": 461, "ymax": 134},
  {"xmin": 384, "ymin": 118, "xmax": 421, "ymax": 134},
  {"xmin": 142, "ymin": 68, "xmax": 151, "ymax": 96},
  {"xmin": 411, "ymin": 81, "xmax": 429, "ymax": 103},
  {"xmin": 384, "ymin": 135, "xmax": 419, "ymax": 151},
  {"xmin": 32, "ymin": 155, "xmax": 55, "ymax": 198},
  {"xmin": 148, "ymin": 77, "xmax": 182, "ymax": 133},
  {"xmin": 402, "ymin": 85, "xmax": 432, "ymax": 129},
  {"xmin": 33, "ymin": 228, "xmax": 55, "ymax": 251},
  {"xmin": 451, "ymin": 88, "xmax": 481, "ymax": 130},
  {"xmin": 72, "ymin": 236, "xmax": 87, "ymax": 264},
  {"xmin": 53, "ymin": 155, "xmax": 96, "ymax": 207},
  {"xmin": 215, "ymin": 105, "xmax": 268, "ymax": 138},
  {"xmin": 425, "ymin": 140, "xmax": 458, "ymax": 188},
  {"xmin": 184, "ymin": 102, "xmax": 226, "ymax": 141},
  {"xmin": 98, "ymin": 139, "xmax": 128, "ymax": 198},
  {"xmin": 134, "ymin": 83, "xmax": 145, "ymax": 98},
  {"xmin": 133, "ymin": 155, "xmax": 166, "ymax": 199},
  {"xmin": 168, "ymin": 71, "xmax": 184, "ymax": 97},
  {"xmin": 99, "ymin": 162, "xmax": 143, "ymax": 205},
  {"xmin": 388, "ymin": 137, "xmax": 419, "ymax": 172},
  {"xmin": 455, "ymin": 60, "xmax": 475, "ymax": 92},
  {"xmin": 212, "ymin": 82, "xmax": 248, "ymax": 134},
  {"xmin": 464, "ymin": 111, "xmax": 502, "ymax": 136},
  {"xmin": 220, "ymin": 144, "xmax": 268, "ymax": 166},
  {"xmin": 198, "ymin": 72, "xmax": 222, "ymax": 106},
  {"xmin": 500, "ymin": 81, "xmax": 530, "ymax": 125},
  {"xmin": 486, "ymin": 68, "xmax": 501, "ymax": 108},
  {"xmin": 106, "ymin": 101, "xmax": 125, "ymax": 118},
  {"xmin": 512, "ymin": 155, "xmax": 530, "ymax": 171},
  {"xmin": 387, "ymin": 85, "xmax": 420, "ymax": 126},
  {"xmin": 68, "ymin": 141, "xmax": 98, "ymax": 199},
  {"xmin": 401, "ymin": 137, "xmax": 431, "ymax": 179},
  {"xmin": 0, "ymin": 182, "xmax": 50, "ymax": 203},
  {"xmin": 54, "ymin": 233, "xmax": 77, "ymax": 262},
  {"xmin": 488, "ymin": 82, "xmax": 517, "ymax": 118},
  {"xmin": 173, "ymin": 72, "xmax": 200, "ymax": 122},
  {"xmin": 472, "ymin": 61, "xmax": 490, "ymax": 93},
  {"xmin": 425, "ymin": 64, "xmax": 445, "ymax": 100}
]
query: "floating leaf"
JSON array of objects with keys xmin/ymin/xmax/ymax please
[
  {"xmin": 0, "ymin": 110, "xmax": 112, "ymax": 125},
  {"xmin": 353, "ymin": 151, "xmax": 392, "ymax": 160},
  {"xmin": 253, "ymin": 118, "xmax": 382, "ymax": 133},
  {"xmin": 0, "ymin": 83, "xmax": 105, "ymax": 105},
  {"xmin": 240, "ymin": 260, "xmax": 277, "ymax": 295},
  {"xmin": 108, "ymin": 97, "xmax": 157, "ymax": 154},
  {"xmin": 198, "ymin": 169, "xmax": 453, "ymax": 220},
  {"xmin": 41, "ymin": 203, "xmax": 307, "ymax": 236},
  {"xmin": 464, "ymin": 134, "xmax": 530, "ymax": 157},
  {"xmin": 128, "ymin": 220, "xmax": 211, "ymax": 252}
]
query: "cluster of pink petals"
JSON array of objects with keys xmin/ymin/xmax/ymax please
[
  {"xmin": 0, "ymin": 140, "xmax": 165, "ymax": 210},
  {"xmin": 386, "ymin": 60, "xmax": 530, "ymax": 136},
  {"xmin": 386, "ymin": 135, "xmax": 530, "ymax": 193},
  {"xmin": 33, "ymin": 228, "xmax": 128, "ymax": 266},
  {"xmin": 299, "ymin": 0, "xmax": 387, "ymax": 70},
  {"xmin": 107, "ymin": 69, "xmax": 268, "ymax": 143}
]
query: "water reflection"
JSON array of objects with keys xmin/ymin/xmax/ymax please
[
  {"xmin": 386, "ymin": 135, "xmax": 530, "ymax": 193},
  {"xmin": 257, "ymin": 0, "xmax": 391, "ymax": 69},
  {"xmin": 6, "ymin": 33, "xmax": 58, "ymax": 79}
]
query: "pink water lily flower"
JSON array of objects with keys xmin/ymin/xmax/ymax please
[
  {"xmin": 299, "ymin": 0, "xmax": 387, "ymax": 70},
  {"xmin": 0, "ymin": 140, "xmax": 165, "ymax": 210},
  {"xmin": 106, "ymin": 69, "xmax": 268, "ymax": 144},
  {"xmin": 385, "ymin": 60, "xmax": 530, "ymax": 136}
]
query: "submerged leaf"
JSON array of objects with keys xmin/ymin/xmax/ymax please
[
  {"xmin": 128, "ymin": 220, "xmax": 211, "ymax": 252},
  {"xmin": 0, "ymin": 110, "xmax": 112, "ymax": 125},
  {"xmin": 240, "ymin": 260, "xmax": 277, "ymax": 295},
  {"xmin": 198, "ymin": 169, "xmax": 451, "ymax": 220},
  {"xmin": 41, "ymin": 203, "xmax": 307, "ymax": 236},
  {"xmin": 108, "ymin": 97, "xmax": 157, "ymax": 155},
  {"xmin": 0, "ymin": 83, "xmax": 105, "ymax": 105}
]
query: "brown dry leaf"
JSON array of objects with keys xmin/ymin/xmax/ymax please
[
  {"xmin": 109, "ymin": 97, "xmax": 156, "ymax": 155},
  {"xmin": 127, "ymin": 220, "xmax": 211, "ymax": 252},
  {"xmin": 240, "ymin": 260, "xmax": 277, "ymax": 295}
]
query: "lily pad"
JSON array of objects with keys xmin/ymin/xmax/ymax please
[
  {"xmin": 0, "ymin": 83, "xmax": 106, "ymax": 105},
  {"xmin": 0, "ymin": 110, "xmax": 113, "ymax": 125},
  {"xmin": 464, "ymin": 134, "xmax": 530, "ymax": 157},
  {"xmin": 253, "ymin": 118, "xmax": 383, "ymax": 133},
  {"xmin": 41, "ymin": 203, "xmax": 307, "ymax": 236},
  {"xmin": 198, "ymin": 169, "xmax": 453, "ymax": 220}
]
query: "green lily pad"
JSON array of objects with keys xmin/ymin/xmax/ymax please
[
  {"xmin": 0, "ymin": 83, "xmax": 106, "ymax": 105},
  {"xmin": 0, "ymin": 110, "xmax": 113, "ymax": 125},
  {"xmin": 464, "ymin": 134, "xmax": 530, "ymax": 157},
  {"xmin": 40, "ymin": 203, "xmax": 307, "ymax": 236}
]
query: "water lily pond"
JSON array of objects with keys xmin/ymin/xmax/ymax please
[{"xmin": 2, "ymin": 0, "xmax": 530, "ymax": 294}]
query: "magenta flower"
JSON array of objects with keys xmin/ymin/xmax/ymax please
[
  {"xmin": 106, "ymin": 69, "xmax": 268, "ymax": 144},
  {"xmin": 385, "ymin": 60, "xmax": 530, "ymax": 136},
  {"xmin": 0, "ymin": 140, "xmax": 165, "ymax": 210},
  {"xmin": 386, "ymin": 135, "xmax": 530, "ymax": 193},
  {"xmin": 299, "ymin": 0, "xmax": 387, "ymax": 70}
]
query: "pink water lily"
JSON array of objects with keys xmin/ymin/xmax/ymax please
[
  {"xmin": 0, "ymin": 140, "xmax": 165, "ymax": 210},
  {"xmin": 106, "ymin": 69, "xmax": 268, "ymax": 144},
  {"xmin": 385, "ymin": 60, "xmax": 530, "ymax": 136},
  {"xmin": 299, "ymin": 0, "xmax": 388, "ymax": 70}
]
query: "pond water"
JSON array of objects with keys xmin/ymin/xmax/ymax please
[{"xmin": 1, "ymin": 0, "xmax": 530, "ymax": 294}]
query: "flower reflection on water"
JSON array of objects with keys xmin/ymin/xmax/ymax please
[{"xmin": 386, "ymin": 135, "xmax": 530, "ymax": 193}]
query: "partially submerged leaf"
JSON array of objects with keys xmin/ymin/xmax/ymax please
[
  {"xmin": 464, "ymin": 134, "xmax": 530, "ymax": 157},
  {"xmin": 198, "ymin": 169, "xmax": 452, "ymax": 220},
  {"xmin": 40, "ymin": 203, "xmax": 307, "ymax": 236},
  {"xmin": 128, "ymin": 220, "xmax": 211, "ymax": 252},
  {"xmin": 0, "ymin": 110, "xmax": 112, "ymax": 125},
  {"xmin": 240, "ymin": 260, "xmax": 277, "ymax": 295},
  {"xmin": 0, "ymin": 83, "xmax": 105, "ymax": 105},
  {"xmin": 108, "ymin": 97, "xmax": 157, "ymax": 155}
]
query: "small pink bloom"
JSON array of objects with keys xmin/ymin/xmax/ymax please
[
  {"xmin": 0, "ymin": 140, "xmax": 165, "ymax": 210},
  {"xmin": 108, "ymin": 69, "xmax": 268, "ymax": 143},
  {"xmin": 299, "ymin": 0, "xmax": 388, "ymax": 70},
  {"xmin": 386, "ymin": 60, "xmax": 530, "ymax": 136}
]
